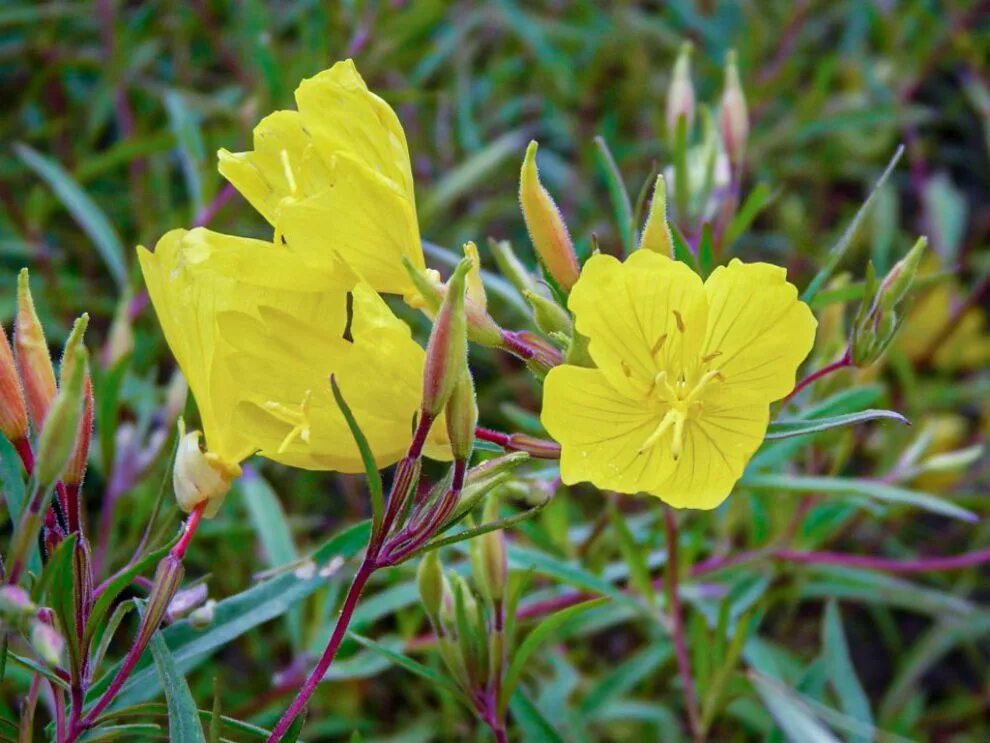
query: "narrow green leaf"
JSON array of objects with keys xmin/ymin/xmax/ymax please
[
  {"xmin": 149, "ymin": 630, "xmax": 207, "ymax": 743},
  {"xmin": 593, "ymin": 135, "xmax": 634, "ymax": 253},
  {"xmin": 331, "ymin": 377, "xmax": 384, "ymax": 540},
  {"xmin": 500, "ymin": 598, "xmax": 606, "ymax": 714},
  {"xmin": 509, "ymin": 688, "xmax": 566, "ymax": 743},
  {"xmin": 13, "ymin": 142, "xmax": 127, "ymax": 287},
  {"xmin": 420, "ymin": 496, "xmax": 551, "ymax": 556},
  {"xmin": 348, "ymin": 632, "xmax": 471, "ymax": 706},
  {"xmin": 240, "ymin": 466, "xmax": 298, "ymax": 567},
  {"xmin": 750, "ymin": 671, "xmax": 842, "ymax": 743},
  {"xmin": 607, "ymin": 500, "xmax": 656, "ymax": 607},
  {"xmin": 0, "ymin": 435, "xmax": 25, "ymax": 525},
  {"xmin": 164, "ymin": 89, "xmax": 206, "ymax": 216},
  {"xmin": 725, "ymin": 183, "xmax": 774, "ymax": 247},
  {"xmin": 802, "ymin": 146, "xmax": 904, "ymax": 303},
  {"xmin": 767, "ymin": 410, "xmax": 908, "ymax": 439},
  {"xmin": 741, "ymin": 473, "xmax": 976, "ymax": 522},
  {"xmin": 822, "ymin": 602, "xmax": 873, "ymax": 743}
]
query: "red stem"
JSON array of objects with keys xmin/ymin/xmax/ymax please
[
  {"xmin": 266, "ymin": 559, "xmax": 376, "ymax": 741},
  {"xmin": 780, "ymin": 349, "xmax": 852, "ymax": 406},
  {"xmin": 663, "ymin": 509, "xmax": 702, "ymax": 742},
  {"xmin": 171, "ymin": 502, "xmax": 206, "ymax": 561}
]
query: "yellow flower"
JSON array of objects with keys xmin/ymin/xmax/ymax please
[
  {"xmin": 138, "ymin": 227, "xmax": 447, "ymax": 478},
  {"xmin": 541, "ymin": 252, "xmax": 817, "ymax": 509},
  {"xmin": 217, "ymin": 59, "xmax": 425, "ymax": 299}
]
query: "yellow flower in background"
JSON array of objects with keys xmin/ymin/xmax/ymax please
[
  {"xmin": 217, "ymin": 59, "xmax": 425, "ymax": 298},
  {"xmin": 138, "ymin": 228, "xmax": 447, "ymax": 481},
  {"xmin": 541, "ymin": 252, "xmax": 817, "ymax": 509}
]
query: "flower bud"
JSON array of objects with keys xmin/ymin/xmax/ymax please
[
  {"xmin": 450, "ymin": 452, "xmax": 529, "ymax": 522},
  {"xmin": 463, "ymin": 242, "xmax": 487, "ymax": 310},
  {"xmin": 719, "ymin": 50, "xmax": 748, "ymax": 166},
  {"xmin": 15, "ymin": 269, "xmax": 57, "ymax": 431},
  {"xmin": 29, "ymin": 617, "xmax": 64, "ymax": 666},
  {"xmin": 475, "ymin": 497, "xmax": 507, "ymax": 603},
  {"xmin": 879, "ymin": 236, "xmax": 927, "ymax": 313},
  {"xmin": 519, "ymin": 141, "xmax": 580, "ymax": 291},
  {"xmin": 639, "ymin": 175, "xmax": 675, "ymax": 257},
  {"xmin": 403, "ymin": 258, "xmax": 504, "ymax": 347},
  {"xmin": 173, "ymin": 421, "xmax": 241, "ymax": 518},
  {"xmin": 166, "ymin": 583, "xmax": 208, "ymax": 623},
  {"xmin": 60, "ymin": 315, "xmax": 92, "ymax": 488},
  {"xmin": 0, "ymin": 322, "xmax": 28, "ymax": 443},
  {"xmin": 514, "ymin": 330, "xmax": 564, "ymax": 375},
  {"xmin": 445, "ymin": 369, "xmax": 478, "ymax": 463},
  {"xmin": 417, "ymin": 550, "xmax": 445, "ymax": 626},
  {"xmin": 488, "ymin": 238, "xmax": 539, "ymax": 298},
  {"xmin": 103, "ymin": 291, "xmax": 134, "ymax": 368},
  {"xmin": 35, "ymin": 346, "xmax": 88, "ymax": 491},
  {"xmin": 137, "ymin": 554, "xmax": 185, "ymax": 648},
  {"xmin": 0, "ymin": 585, "xmax": 35, "ymax": 624},
  {"xmin": 666, "ymin": 42, "xmax": 695, "ymax": 140},
  {"xmin": 422, "ymin": 259, "xmax": 471, "ymax": 419},
  {"xmin": 524, "ymin": 290, "xmax": 572, "ymax": 337},
  {"xmin": 187, "ymin": 598, "xmax": 217, "ymax": 629}
]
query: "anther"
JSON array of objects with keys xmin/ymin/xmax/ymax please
[
  {"xmin": 651, "ymin": 333, "xmax": 668, "ymax": 356},
  {"xmin": 673, "ymin": 310, "xmax": 685, "ymax": 333}
]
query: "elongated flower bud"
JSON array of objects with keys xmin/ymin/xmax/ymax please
[
  {"xmin": 15, "ymin": 269, "xmax": 57, "ymax": 431},
  {"xmin": 29, "ymin": 616, "xmax": 64, "ymax": 667},
  {"xmin": 0, "ymin": 322, "xmax": 28, "ymax": 443},
  {"xmin": 519, "ymin": 141, "xmax": 580, "ymax": 291},
  {"xmin": 666, "ymin": 42, "xmax": 695, "ymax": 140},
  {"xmin": 60, "ymin": 315, "xmax": 91, "ymax": 487},
  {"xmin": 478, "ymin": 496, "xmax": 507, "ymax": 603},
  {"xmin": 639, "ymin": 175, "xmax": 675, "ymax": 257},
  {"xmin": 422, "ymin": 259, "xmax": 471, "ymax": 419},
  {"xmin": 488, "ymin": 238, "xmax": 539, "ymax": 297},
  {"xmin": 445, "ymin": 368, "xmax": 477, "ymax": 462},
  {"xmin": 173, "ymin": 421, "xmax": 241, "ymax": 518},
  {"xmin": 524, "ymin": 290, "xmax": 572, "ymax": 337},
  {"xmin": 136, "ymin": 554, "xmax": 185, "ymax": 649},
  {"xmin": 879, "ymin": 236, "xmax": 927, "ymax": 312},
  {"xmin": 719, "ymin": 50, "xmax": 748, "ymax": 166},
  {"xmin": 417, "ymin": 550, "xmax": 444, "ymax": 626},
  {"xmin": 35, "ymin": 346, "xmax": 87, "ymax": 491},
  {"xmin": 463, "ymin": 242, "xmax": 487, "ymax": 310}
]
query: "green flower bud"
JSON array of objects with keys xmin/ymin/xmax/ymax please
[
  {"xmin": 445, "ymin": 368, "xmax": 478, "ymax": 462},
  {"xmin": 422, "ymin": 259, "xmax": 471, "ymax": 418},
  {"xmin": 35, "ymin": 345, "xmax": 88, "ymax": 490},
  {"xmin": 524, "ymin": 290, "xmax": 572, "ymax": 337},
  {"xmin": 417, "ymin": 550, "xmax": 445, "ymax": 626}
]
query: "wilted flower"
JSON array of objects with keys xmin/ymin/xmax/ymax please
[{"xmin": 542, "ymin": 251, "xmax": 817, "ymax": 509}]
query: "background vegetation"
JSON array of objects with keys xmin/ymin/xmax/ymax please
[{"xmin": 1, "ymin": 1, "xmax": 989, "ymax": 740}]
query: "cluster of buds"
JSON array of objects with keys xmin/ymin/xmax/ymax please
[
  {"xmin": 3, "ymin": 270, "xmax": 94, "ymax": 583},
  {"xmin": 0, "ymin": 586, "xmax": 64, "ymax": 667},
  {"xmin": 417, "ymin": 497, "xmax": 509, "ymax": 738},
  {"xmin": 850, "ymin": 237, "xmax": 928, "ymax": 367}
]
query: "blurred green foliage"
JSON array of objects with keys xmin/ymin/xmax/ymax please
[{"xmin": 1, "ymin": 1, "xmax": 989, "ymax": 741}]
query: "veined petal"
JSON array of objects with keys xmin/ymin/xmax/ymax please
[
  {"xmin": 295, "ymin": 59, "xmax": 415, "ymax": 206},
  {"xmin": 702, "ymin": 259, "xmax": 817, "ymax": 402},
  {"xmin": 542, "ymin": 365, "xmax": 672, "ymax": 494},
  {"xmin": 218, "ymin": 283, "xmax": 444, "ymax": 471},
  {"xmin": 138, "ymin": 228, "xmax": 349, "ymax": 464},
  {"xmin": 217, "ymin": 110, "xmax": 322, "ymax": 225},
  {"xmin": 568, "ymin": 252, "xmax": 707, "ymax": 394},
  {"xmin": 278, "ymin": 151, "xmax": 423, "ymax": 295},
  {"xmin": 648, "ymin": 388, "xmax": 768, "ymax": 509}
]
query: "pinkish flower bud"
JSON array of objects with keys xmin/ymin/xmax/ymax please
[
  {"xmin": 0, "ymin": 321, "xmax": 28, "ymax": 443},
  {"xmin": 719, "ymin": 50, "xmax": 749, "ymax": 166},
  {"xmin": 519, "ymin": 141, "xmax": 581, "ymax": 291},
  {"xmin": 422, "ymin": 259, "xmax": 471, "ymax": 419},
  {"xmin": 29, "ymin": 617, "xmax": 64, "ymax": 667},
  {"xmin": 14, "ymin": 269, "xmax": 56, "ymax": 431},
  {"xmin": 666, "ymin": 42, "xmax": 696, "ymax": 140}
]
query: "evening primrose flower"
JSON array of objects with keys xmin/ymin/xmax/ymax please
[
  {"xmin": 541, "ymin": 251, "xmax": 817, "ymax": 509},
  {"xmin": 217, "ymin": 59, "xmax": 425, "ymax": 298},
  {"xmin": 138, "ymin": 228, "xmax": 447, "ymax": 513}
]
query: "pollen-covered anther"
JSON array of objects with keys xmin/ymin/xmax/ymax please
[
  {"xmin": 264, "ymin": 389, "xmax": 313, "ymax": 454},
  {"xmin": 673, "ymin": 310, "xmax": 685, "ymax": 332},
  {"xmin": 651, "ymin": 334, "xmax": 668, "ymax": 356}
]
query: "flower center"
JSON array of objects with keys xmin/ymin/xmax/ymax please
[
  {"xmin": 638, "ymin": 368, "xmax": 723, "ymax": 459},
  {"xmin": 264, "ymin": 389, "xmax": 313, "ymax": 454}
]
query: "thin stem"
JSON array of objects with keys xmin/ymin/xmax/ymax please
[
  {"xmin": 51, "ymin": 679, "xmax": 67, "ymax": 743},
  {"xmin": 266, "ymin": 558, "xmax": 377, "ymax": 742},
  {"xmin": 774, "ymin": 548, "xmax": 990, "ymax": 573},
  {"xmin": 20, "ymin": 673, "xmax": 42, "ymax": 743},
  {"xmin": 663, "ymin": 508, "xmax": 703, "ymax": 743},
  {"xmin": 171, "ymin": 502, "xmax": 206, "ymax": 561},
  {"xmin": 780, "ymin": 349, "xmax": 852, "ymax": 406},
  {"xmin": 474, "ymin": 426, "xmax": 561, "ymax": 459}
]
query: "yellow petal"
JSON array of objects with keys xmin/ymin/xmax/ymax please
[
  {"xmin": 138, "ymin": 227, "xmax": 348, "ymax": 464},
  {"xmin": 217, "ymin": 110, "xmax": 320, "ymax": 225},
  {"xmin": 702, "ymin": 259, "xmax": 817, "ymax": 402},
  {"xmin": 542, "ymin": 365, "xmax": 673, "ymax": 494},
  {"xmin": 277, "ymin": 150, "xmax": 423, "ymax": 295},
  {"xmin": 568, "ymin": 251, "xmax": 707, "ymax": 394},
  {"xmin": 296, "ymin": 59, "xmax": 415, "ymax": 203},
  {"xmin": 218, "ymin": 283, "xmax": 443, "ymax": 471},
  {"xmin": 648, "ymin": 387, "xmax": 768, "ymax": 509}
]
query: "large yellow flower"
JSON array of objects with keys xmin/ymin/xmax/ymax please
[
  {"xmin": 541, "ymin": 252, "xmax": 817, "ymax": 509},
  {"xmin": 217, "ymin": 59, "xmax": 424, "ymax": 299},
  {"xmin": 138, "ymin": 227, "xmax": 446, "ymax": 476}
]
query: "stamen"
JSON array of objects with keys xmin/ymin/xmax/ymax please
[
  {"xmin": 621, "ymin": 360, "xmax": 632, "ymax": 378},
  {"xmin": 701, "ymin": 351, "xmax": 722, "ymax": 364},
  {"xmin": 264, "ymin": 390, "xmax": 313, "ymax": 454},
  {"xmin": 651, "ymin": 333, "xmax": 668, "ymax": 356},
  {"xmin": 673, "ymin": 310, "xmax": 685, "ymax": 333},
  {"xmin": 638, "ymin": 409, "xmax": 679, "ymax": 454},
  {"xmin": 684, "ymin": 369, "xmax": 722, "ymax": 406}
]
